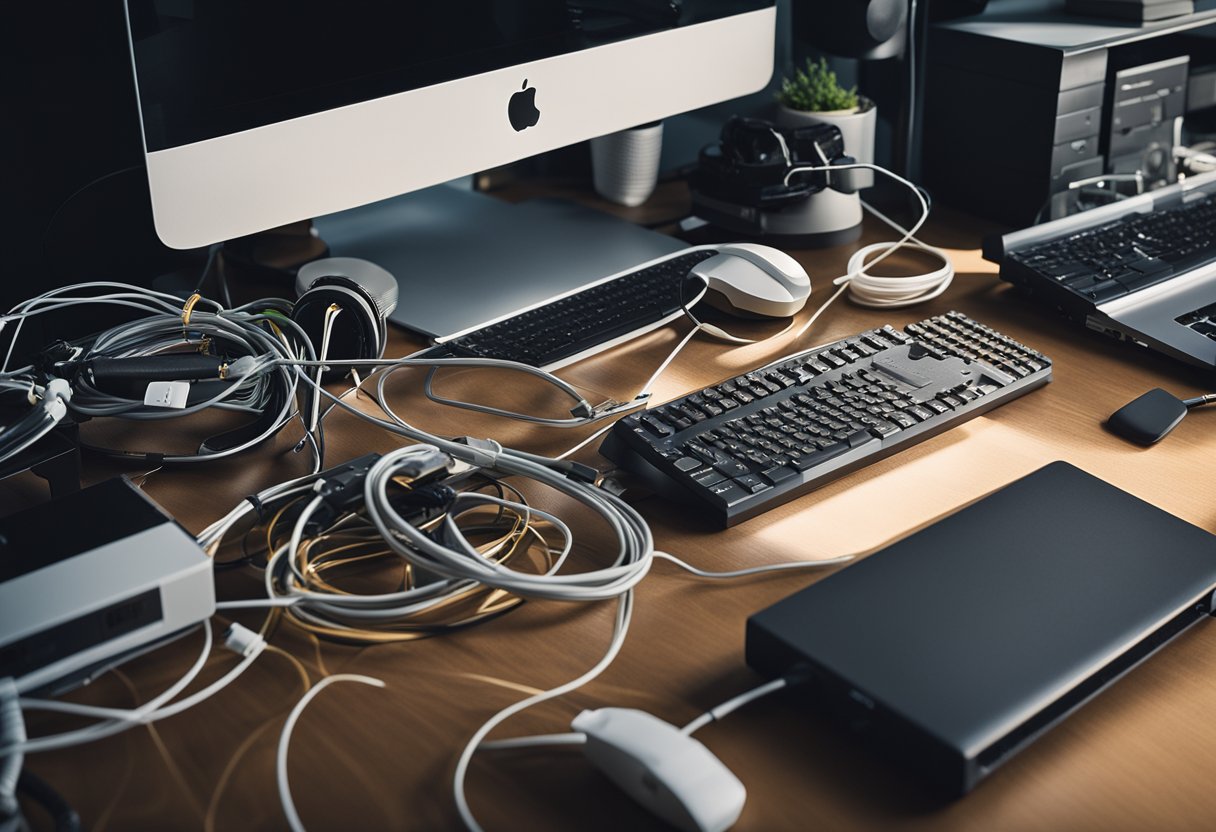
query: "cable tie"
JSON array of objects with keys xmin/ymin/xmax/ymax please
[{"xmin": 459, "ymin": 436, "xmax": 502, "ymax": 468}]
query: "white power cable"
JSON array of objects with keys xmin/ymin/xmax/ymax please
[
  {"xmin": 7, "ymin": 624, "xmax": 212, "ymax": 753},
  {"xmin": 680, "ymin": 677, "xmax": 790, "ymax": 736},
  {"xmin": 651, "ymin": 550, "xmax": 854, "ymax": 578},
  {"xmin": 11, "ymin": 623, "xmax": 265, "ymax": 755},
  {"xmin": 0, "ymin": 679, "xmax": 24, "ymax": 819},
  {"xmin": 843, "ymin": 201, "xmax": 954, "ymax": 308},
  {"xmin": 454, "ymin": 591, "xmax": 633, "ymax": 832},
  {"xmin": 277, "ymin": 674, "xmax": 386, "ymax": 832}
]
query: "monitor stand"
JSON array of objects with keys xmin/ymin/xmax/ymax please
[{"xmin": 312, "ymin": 184, "xmax": 688, "ymax": 340}]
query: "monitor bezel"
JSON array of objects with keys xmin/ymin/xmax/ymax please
[{"xmin": 123, "ymin": 7, "xmax": 776, "ymax": 250}]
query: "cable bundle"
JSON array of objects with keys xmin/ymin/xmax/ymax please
[
  {"xmin": 201, "ymin": 439, "xmax": 655, "ymax": 641},
  {"xmin": 0, "ymin": 283, "xmax": 316, "ymax": 467}
]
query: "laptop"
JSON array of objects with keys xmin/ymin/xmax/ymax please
[
  {"xmin": 314, "ymin": 184, "xmax": 686, "ymax": 340},
  {"xmin": 985, "ymin": 170, "xmax": 1216, "ymax": 371}
]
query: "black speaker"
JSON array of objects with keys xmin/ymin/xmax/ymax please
[{"xmin": 792, "ymin": 0, "xmax": 907, "ymax": 60}]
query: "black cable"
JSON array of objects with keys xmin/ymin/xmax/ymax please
[
  {"xmin": 15, "ymin": 770, "xmax": 82, "ymax": 832},
  {"xmin": 1182, "ymin": 393, "xmax": 1216, "ymax": 408}
]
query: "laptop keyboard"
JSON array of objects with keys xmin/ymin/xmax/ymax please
[
  {"xmin": 1006, "ymin": 196, "xmax": 1216, "ymax": 305},
  {"xmin": 1178, "ymin": 301, "xmax": 1216, "ymax": 341}
]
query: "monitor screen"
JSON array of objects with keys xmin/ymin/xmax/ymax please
[{"xmin": 124, "ymin": 1, "xmax": 776, "ymax": 248}]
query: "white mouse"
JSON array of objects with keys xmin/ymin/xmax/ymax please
[
  {"xmin": 689, "ymin": 243, "xmax": 811, "ymax": 319},
  {"xmin": 572, "ymin": 707, "xmax": 746, "ymax": 832}
]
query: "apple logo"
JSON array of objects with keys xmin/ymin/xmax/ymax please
[{"xmin": 508, "ymin": 79, "xmax": 540, "ymax": 132}]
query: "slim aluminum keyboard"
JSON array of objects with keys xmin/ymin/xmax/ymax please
[
  {"xmin": 424, "ymin": 250, "xmax": 717, "ymax": 370},
  {"xmin": 600, "ymin": 312, "xmax": 1052, "ymax": 526}
]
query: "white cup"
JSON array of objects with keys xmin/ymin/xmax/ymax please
[{"xmin": 590, "ymin": 122, "xmax": 664, "ymax": 207}]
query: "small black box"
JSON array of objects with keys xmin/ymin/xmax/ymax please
[{"xmin": 746, "ymin": 462, "xmax": 1216, "ymax": 796}]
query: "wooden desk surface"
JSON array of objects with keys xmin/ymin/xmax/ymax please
[{"xmin": 18, "ymin": 202, "xmax": 1216, "ymax": 832}]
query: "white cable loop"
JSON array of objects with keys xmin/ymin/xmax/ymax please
[
  {"xmin": 782, "ymin": 161, "xmax": 953, "ymax": 310},
  {"xmin": 277, "ymin": 674, "xmax": 386, "ymax": 832}
]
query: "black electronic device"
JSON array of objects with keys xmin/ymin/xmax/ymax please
[
  {"xmin": 692, "ymin": 117, "xmax": 856, "ymax": 210},
  {"xmin": 746, "ymin": 461, "xmax": 1216, "ymax": 796},
  {"xmin": 791, "ymin": 0, "xmax": 907, "ymax": 60},
  {"xmin": 987, "ymin": 172, "xmax": 1216, "ymax": 371},
  {"xmin": 292, "ymin": 257, "xmax": 400, "ymax": 380},
  {"xmin": 923, "ymin": 3, "xmax": 1216, "ymax": 225},
  {"xmin": 1066, "ymin": 0, "xmax": 1195, "ymax": 23},
  {"xmin": 1107, "ymin": 387, "xmax": 1216, "ymax": 444},
  {"xmin": 600, "ymin": 312, "xmax": 1051, "ymax": 526},
  {"xmin": 689, "ymin": 117, "xmax": 864, "ymax": 246},
  {"xmin": 1107, "ymin": 387, "xmax": 1190, "ymax": 443},
  {"xmin": 1105, "ymin": 56, "xmax": 1188, "ymax": 189}
]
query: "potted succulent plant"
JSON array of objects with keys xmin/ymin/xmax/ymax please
[{"xmin": 776, "ymin": 57, "xmax": 876, "ymax": 189}]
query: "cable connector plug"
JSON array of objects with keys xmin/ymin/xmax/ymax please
[
  {"xmin": 41, "ymin": 378, "xmax": 73, "ymax": 423},
  {"xmin": 224, "ymin": 355, "xmax": 260, "ymax": 380},
  {"xmin": 304, "ymin": 453, "xmax": 382, "ymax": 535},
  {"xmin": 223, "ymin": 623, "xmax": 266, "ymax": 658},
  {"xmin": 569, "ymin": 400, "xmax": 595, "ymax": 419},
  {"xmin": 558, "ymin": 461, "xmax": 601, "ymax": 485}
]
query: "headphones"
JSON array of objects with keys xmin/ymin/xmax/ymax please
[
  {"xmin": 690, "ymin": 116, "xmax": 857, "ymax": 211},
  {"xmin": 292, "ymin": 257, "xmax": 399, "ymax": 379}
]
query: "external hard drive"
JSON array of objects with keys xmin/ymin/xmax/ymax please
[{"xmin": 746, "ymin": 461, "xmax": 1216, "ymax": 795}]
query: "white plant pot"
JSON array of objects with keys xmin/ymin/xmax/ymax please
[
  {"xmin": 777, "ymin": 98, "xmax": 877, "ymax": 190},
  {"xmin": 590, "ymin": 122, "xmax": 663, "ymax": 207}
]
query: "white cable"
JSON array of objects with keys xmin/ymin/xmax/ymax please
[
  {"xmin": 277, "ymin": 674, "xmax": 386, "ymax": 832},
  {"xmin": 361, "ymin": 447, "xmax": 652, "ymax": 603},
  {"xmin": 652, "ymin": 550, "xmax": 853, "ymax": 578},
  {"xmin": 8, "ymin": 623, "xmax": 213, "ymax": 753},
  {"xmin": 842, "ymin": 203, "xmax": 954, "ymax": 308},
  {"xmin": 784, "ymin": 161, "xmax": 946, "ymax": 313},
  {"xmin": 0, "ymin": 679, "xmax": 24, "ymax": 819},
  {"xmin": 308, "ymin": 305, "xmax": 341, "ymax": 435},
  {"xmin": 455, "ymin": 591, "xmax": 633, "ymax": 832},
  {"xmin": 215, "ymin": 597, "xmax": 304, "ymax": 610},
  {"xmin": 13, "ymin": 624, "xmax": 264, "ymax": 755},
  {"xmin": 681, "ymin": 677, "xmax": 790, "ymax": 736},
  {"xmin": 555, "ymin": 422, "xmax": 617, "ymax": 461},
  {"xmin": 480, "ymin": 732, "xmax": 587, "ymax": 751}
]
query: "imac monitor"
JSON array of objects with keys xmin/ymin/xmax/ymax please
[{"xmin": 123, "ymin": 1, "xmax": 777, "ymax": 251}]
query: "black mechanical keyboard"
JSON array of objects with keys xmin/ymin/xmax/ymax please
[
  {"xmin": 600, "ymin": 312, "xmax": 1052, "ymax": 526},
  {"xmin": 424, "ymin": 249, "xmax": 717, "ymax": 369},
  {"xmin": 1003, "ymin": 195, "xmax": 1216, "ymax": 306}
]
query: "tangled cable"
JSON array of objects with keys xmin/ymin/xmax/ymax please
[
  {"xmin": 0, "ymin": 283, "xmax": 317, "ymax": 467},
  {"xmin": 200, "ymin": 439, "xmax": 654, "ymax": 642}
]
